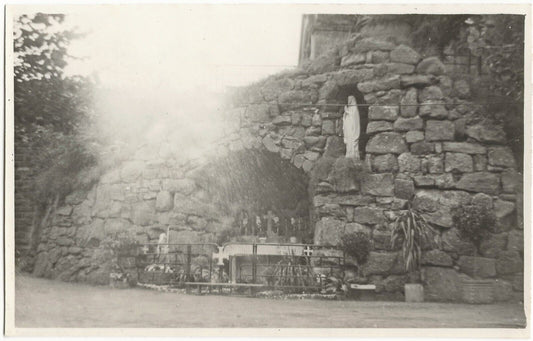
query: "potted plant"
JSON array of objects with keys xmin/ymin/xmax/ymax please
[
  {"xmin": 339, "ymin": 231, "xmax": 372, "ymax": 298},
  {"xmin": 452, "ymin": 204, "xmax": 496, "ymax": 304},
  {"xmin": 341, "ymin": 232, "xmax": 371, "ymax": 280},
  {"xmin": 391, "ymin": 206, "xmax": 436, "ymax": 302}
]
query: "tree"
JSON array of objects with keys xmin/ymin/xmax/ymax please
[
  {"xmin": 363, "ymin": 14, "xmax": 473, "ymax": 54},
  {"xmin": 14, "ymin": 13, "xmax": 98, "ymax": 253},
  {"xmin": 464, "ymin": 15, "xmax": 524, "ymax": 168}
]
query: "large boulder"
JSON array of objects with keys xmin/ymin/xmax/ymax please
[
  {"xmin": 418, "ymin": 85, "xmax": 443, "ymax": 102},
  {"xmin": 361, "ymin": 173, "xmax": 395, "ymax": 196},
  {"xmin": 501, "ymin": 169, "xmax": 521, "ymax": 193},
  {"xmin": 421, "ymin": 249, "xmax": 453, "ymax": 267},
  {"xmin": 405, "ymin": 130, "xmax": 424, "ymax": 143},
  {"xmin": 332, "ymin": 68, "xmax": 374, "ymax": 86},
  {"xmin": 441, "ymin": 228, "xmax": 476, "ymax": 256},
  {"xmin": 479, "ymin": 233, "xmax": 508, "ymax": 258},
  {"xmin": 507, "ymin": 230, "xmax": 523, "ymax": 253},
  {"xmin": 344, "ymin": 222, "xmax": 372, "ymax": 236},
  {"xmin": 494, "ymin": 199, "xmax": 516, "ymax": 232},
  {"xmin": 492, "ymin": 279, "xmax": 513, "ymax": 302},
  {"xmin": 488, "ymin": 146, "xmax": 516, "ymax": 169},
  {"xmin": 398, "ymin": 152, "xmax": 421, "ymax": 172},
  {"xmin": 362, "ymin": 252, "xmax": 397, "ymax": 276},
  {"xmin": 155, "ymin": 191, "xmax": 174, "ymax": 211},
  {"xmin": 366, "ymin": 132, "xmax": 408, "ymax": 154},
  {"xmin": 162, "ymin": 179, "xmax": 196, "ymax": 195},
  {"xmin": 442, "ymin": 142, "xmax": 487, "ymax": 154},
  {"xmin": 466, "ymin": 121, "xmax": 506, "ymax": 144},
  {"xmin": 394, "ymin": 178, "xmax": 415, "ymax": 200},
  {"xmin": 366, "ymin": 121, "xmax": 393, "ymax": 134},
  {"xmin": 314, "ymin": 217, "xmax": 345, "ymax": 246},
  {"xmin": 444, "ymin": 152, "xmax": 474, "ymax": 173},
  {"xmin": 419, "ymin": 102, "xmax": 448, "ymax": 119},
  {"xmin": 457, "ymin": 256, "xmax": 496, "ymax": 278},
  {"xmin": 351, "ymin": 37, "xmax": 396, "ymax": 53},
  {"xmin": 278, "ymin": 89, "xmax": 318, "ymax": 111},
  {"xmin": 75, "ymin": 218, "xmax": 106, "ymax": 247},
  {"xmin": 416, "ymin": 57, "xmax": 446, "ymax": 75},
  {"xmin": 423, "ymin": 266, "xmax": 465, "ymax": 302},
  {"xmin": 352, "ymin": 207, "xmax": 385, "ymax": 225},
  {"xmin": 425, "ymin": 120, "xmax": 455, "ymax": 141},
  {"xmin": 120, "ymin": 161, "xmax": 144, "ymax": 182},
  {"xmin": 371, "ymin": 154, "xmax": 398, "ymax": 172},
  {"xmin": 368, "ymin": 106, "xmax": 399, "ymax": 121},
  {"xmin": 400, "ymin": 87, "xmax": 418, "ymax": 117},
  {"xmin": 357, "ymin": 76, "xmax": 401, "ymax": 94},
  {"xmin": 496, "ymin": 250, "xmax": 523, "ymax": 275},
  {"xmin": 413, "ymin": 190, "xmax": 471, "ymax": 228},
  {"xmin": 393, "ymin": 117, "xmax": 423, "ymax": 131},
  {"xmin": 382, "ymin": 275, "xmax": 408, "ymax": 292},
  {"xmin": 390, "ymin": 44, "xmax": 420, "ymax": 64},
  {"xmin": 401, "ymin": 75, "xmax": 435, "ymax": 87},
  {"xmin": 328, "ymin": 157, "xmax": 362, "ymax": 193},
  {"xmin": 455, "ymin": 172, "xmax": 500, "ymax": 195}
]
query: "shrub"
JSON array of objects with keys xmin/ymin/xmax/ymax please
[
  {"xmin": 391, "ymin": 208, "xmax": 436, "ymax": 276},
  {"xmin": 340, "ymin": 232, "xmax": 371, "ymax": 266},
  {"xmin": 452, "ymin": 204, "xmax": 496, "ymax": 250}
]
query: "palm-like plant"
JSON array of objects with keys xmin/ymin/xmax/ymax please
[{"xmin": 391, "ymin": 207, "xmax": 436, "ymax": 278}]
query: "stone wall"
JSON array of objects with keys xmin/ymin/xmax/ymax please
[
  {"xmin": 32, "ymin": 35, "xmax": 523, "ymax": 301},
  {"xmin": 14, "ymin": 138, "xmax": 36, "ymax": 252}
]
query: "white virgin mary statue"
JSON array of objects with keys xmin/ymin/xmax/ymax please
[{"xmin": 343, "ymin": 95, "xmax": 361, "ymax": 160}]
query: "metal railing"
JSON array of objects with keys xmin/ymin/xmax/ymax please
[{"xmin": 124, "ymin": 242, "xmax": 345, "ymax": 293}]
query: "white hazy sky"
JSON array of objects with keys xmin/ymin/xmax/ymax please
[
  {"xmin": 14, "ymin": 5, "xmax": 307, "ymax": 156},
  {"xmin": 63, "ymin": 5, "xmax": 303, "ymax": 93}
]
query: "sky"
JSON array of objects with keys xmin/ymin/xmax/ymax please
[
  {"xmin": 64, "ymin": 5, "xmax": 302, "ymax": 93},
  {"xmin": 21, "ymin": 5, "xmax": 305, "ymax": 157}
]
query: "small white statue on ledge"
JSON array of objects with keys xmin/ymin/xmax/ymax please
[{"xmin": 343, "ymin": 95, "xmax": 361, "ymax": 160}]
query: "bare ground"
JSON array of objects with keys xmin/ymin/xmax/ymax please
[{"xmin": 15, "ymin": 274, "xmax": 527, "ymax": 328}]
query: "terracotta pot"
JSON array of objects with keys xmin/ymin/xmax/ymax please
[
  {"xmin": 462, "ymin": 279, "xmax": 494, "ymax": 304},
  {"xmin": 404, "ymin": 283, "xmax": 424, "ymax": 302}
]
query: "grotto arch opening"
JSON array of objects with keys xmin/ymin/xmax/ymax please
[{"xmin": 194, "ymin": 148, "xmax": 313, "ymax": 244}]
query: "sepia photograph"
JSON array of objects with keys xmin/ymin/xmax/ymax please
[{"xmin": 4, "ymin": 3, "xmax": 531, "ymax": 337}]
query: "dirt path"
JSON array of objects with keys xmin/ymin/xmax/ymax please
[{"xmin": 14, "ymin": 275, "xmax": 526, "ymax": 328}]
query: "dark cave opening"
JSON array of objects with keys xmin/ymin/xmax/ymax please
[{"xmin": 197, "ymin": 148, "xmax": 312, "ymax": 243}]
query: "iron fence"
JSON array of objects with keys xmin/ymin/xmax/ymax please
[{"xmin": 123, "ymin": 242, "xmax": 346, "ymax": 293}]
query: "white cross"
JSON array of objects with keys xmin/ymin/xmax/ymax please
[
  {"xmin": 303, "ymin": 246, "xmax": 313, "ymax": 257},
  {"xmin": 212, "ymin": 246, "xmax": 227, "ymax": 266},
  {"xmin": 141, "ymin": 245, "xmax": 150, "ymax": 254}
]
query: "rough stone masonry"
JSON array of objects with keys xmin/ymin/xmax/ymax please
[{"xmin": 32, "ymin": 35, "xmax": 523, "ymax": 302}]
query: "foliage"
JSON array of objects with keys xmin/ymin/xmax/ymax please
[
  {"xmin": 464, "ymin": 15, "xmax": 524, "ymax": 169},
  {"xmin": 363, "ymin": 14, "xmax": 473, "ymax": 54},
  {"xmin": 101, "ymin": 234, "xmax": 139, "ymax": 257},
  {"xmin": 452, "ymin": 204, "xmax": 496, "ymax": 251},
  {"xmin": 391, "ymin": 208, "xmax": 436, "ymax": 275},
  {"xmin": 465, "ymin": 15, "xmax": 524, "ymax": 102},
  {"xmin": 340, "ymin": 232, "xmax": 371, "ymax": 266},
  {"xmin": 14, "ymin": 13, "xmax": 98, "ymax": 205}
]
